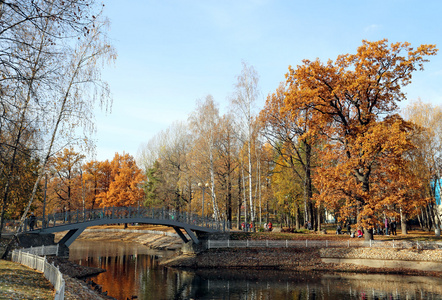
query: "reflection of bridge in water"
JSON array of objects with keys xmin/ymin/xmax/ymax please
[{"xmin": 23, "ymin": 207, "xmax": 229, "ymax": 247}]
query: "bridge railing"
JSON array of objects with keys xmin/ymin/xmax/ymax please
[{"xmin": 19, "ymin": 206, "xmax": 230, "ymax": 232}]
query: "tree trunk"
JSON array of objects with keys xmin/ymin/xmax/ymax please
[
  {"xmin": 295, "ymin": 205, "xmax": 300, "ymax": 230},
  {"xmin": 248, "ymin": 139, "xmax": 254, "ymax": 226},
  {"xmin": 226, "ymin": 155, "xmax": 232, "ymax": 228},
  {"xmin": 417, "ymin": 210, "xmax": 423, "ymax": 230},
  {"xmin": 431, "ymin": 204, "xmax": 441, "ymax": 237},
  {"xmin": 237, "ymin": 173, "xmax": 241, "ymax": 230},
  {"xmin": 364, "ymin": 228, "xmax": 373, "ymax": 241},
  {"xmin": 317, "ymin": 205, "xmax": 321, "ymax": 232},
  {"xmin": 400, "ymin": 208, "xmax": 408, "ymax": 235},
  {"xmin": 242, "ymin": 167, "xmax": 248, "ymax": 228}
]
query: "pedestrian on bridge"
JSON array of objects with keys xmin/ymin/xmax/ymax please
[{"xmin": 29, "ymin": 212, "xmax": 36, "ymax": 231}]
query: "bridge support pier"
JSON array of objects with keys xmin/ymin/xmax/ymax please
[
  {"xmin": 58, "ymin": 227, "xmax": 85, "ymax": 247},
  {"xmin": 173, "ymin": 226, "xmax": 200, "ymax": 244},
  {"xmin": 173, "ymin": 226, "xmax": 189, "ymax": 243}
]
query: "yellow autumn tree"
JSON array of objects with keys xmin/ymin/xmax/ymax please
[
  {"xmin": 98, "ymin": 153, "xmax": 146, "ymax": 207},
  {"xmin": 403, "ymin": 99, "xmax": 442, "ymax": 235}
]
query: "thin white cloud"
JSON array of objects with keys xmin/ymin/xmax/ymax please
[{"xmin": 364, "ymin": 24, "xmax": 381, "ymax": 33}]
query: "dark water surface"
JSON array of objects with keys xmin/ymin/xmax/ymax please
[{"xmin": 69, "ymin": 240, "xmax": 442, "ymax": 300}]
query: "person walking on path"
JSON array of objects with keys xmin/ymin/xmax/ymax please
[
  {"xmin": 29, "ymin": 212, "xmax": 36, "ymax": 231},
  {"xmin": 384, "ymin": 218, "xmax": 389, "ymax": 235},
  {"xmin": 391, "ymin": 219, "xmax": 397, "ymax": 235},
  {"xmin": 336, "ymin": 224, "xmax": 342, "ymax": 234}
]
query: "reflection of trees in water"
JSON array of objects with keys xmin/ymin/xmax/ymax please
[
  {"xmin": 322, "ymin": 274, "xmax": 442, "ymax": 300},
  {"xmin": 185, "ymin": 272, "xmax": 442, "ymax": 300},
  {"xmin": 70, "ymin": 241, "xmax": 442, "ymax": 300}
]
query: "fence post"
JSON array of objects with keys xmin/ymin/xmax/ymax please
[
  {"xmin": 370, "ymin": 239, "xmax": 372, "ymax": 247},
  {"xmin": 326, "ymin": 240, "xmax": 328, "ymax": 248},
  {"xmin": 306, "ymin": 240, "xmax": 308, "ymax": 247}
]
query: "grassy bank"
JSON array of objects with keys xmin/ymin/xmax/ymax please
[{"xmin": 0, "ymin": 259, "xmax": 53, "ymax": 299}]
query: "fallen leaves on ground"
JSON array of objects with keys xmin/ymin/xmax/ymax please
[{"xmin": 0, "ymin": 259, "xmax": 53, "ymax": 300}]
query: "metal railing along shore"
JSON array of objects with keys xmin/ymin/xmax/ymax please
[
  {"xmin": 206, "ymin": 239, "xmax": 442, "ymax": 250},
  {"xmin": 12, "ymin": 247, "xmax": 65, "ymax": 300}
]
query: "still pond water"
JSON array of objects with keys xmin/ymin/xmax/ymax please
[{"xmin": 69, "ymin": 240, "xmax": 442, "ymax": 300}]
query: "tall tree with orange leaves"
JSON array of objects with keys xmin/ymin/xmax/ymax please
[
  {"xmin": 284, "ymin": 40, "xmax": 437, "ymax": 239},
  {"xmin": 97, "ymin": 153, "xmax": 146, "ymax": 208},
  {"xmin": 47, "ymin": 147, "xmax": 85, "ymax": 213},
  {"xmin": 82, "ymin": 160, "xmax": 113, "ymax": 210},
  {"xmin": 261, "ymin": 83, "xmax": 321, "ymax": 230}
]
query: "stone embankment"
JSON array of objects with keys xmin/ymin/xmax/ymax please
[
  {"xmin": 320, "ymin": 247, "xmax": 442, "ymax": 273},
  {"xmin": 162, "ymin": 246, "xmax": 442, "ymax": 277},
  {"xmin": 67, "ymin": 228, "xmax": 184, "ymax": 250}
]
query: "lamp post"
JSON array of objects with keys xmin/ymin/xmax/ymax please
[{"xmin": 198, "ymin": 182, "xmax": 209, "ymax": 218}]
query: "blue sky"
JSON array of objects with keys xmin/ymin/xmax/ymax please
[{"xmin": 93, "ymin": 0, "xmax": 442, "ymax": 161}]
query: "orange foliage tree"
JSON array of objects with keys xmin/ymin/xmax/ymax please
[
  {"xmin": 46, "ymin": 147, "xmax": 85, "ymax": 213},
  {"xmin": 261, "ymin": 83, "xmax": 321, "ymax": 230},
  {"xmin": 97, "ymin": 153, "xmax": 146, "ymax": 207},
  {"xmin": 82, "ymin": 160, "xmax": 112, "ymax": 210},
  {"xmin": 284, "ymin": 40, "xmax": 437, "ymax": 238}
]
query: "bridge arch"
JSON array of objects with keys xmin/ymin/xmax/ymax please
[{"xmin": 24, "ymin": 207, "xmax": 228, "ymax": 247}]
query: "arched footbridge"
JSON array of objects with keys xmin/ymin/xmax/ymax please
[{"xmin": 22, "ymin": 207, "xmax": 229, "ymax": 247}]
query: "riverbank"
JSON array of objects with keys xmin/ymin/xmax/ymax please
[
  {"xmin": 5, "ymin": 225, "xmax": 442, "ymax": 299},
  {"xmin": 161, "ymin": 247, "xmax": 442, "ymax": 277},
  {"xmin": 71, "ymin": 227, "xmax": 183, "ymax": 250},
  {"xmin": 61, "ymin": 226, "xmax": 442, "ymax": 277},
  {"xmin": 0, "ymin": 256, "xmax": 111, "ymax": 300}
]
